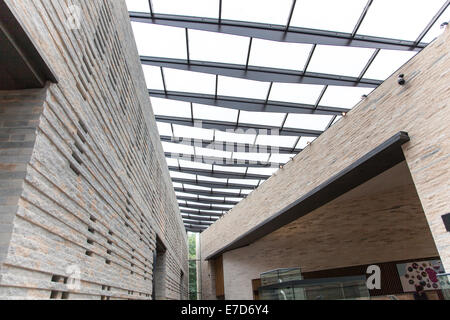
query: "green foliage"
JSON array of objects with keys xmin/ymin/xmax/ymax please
[{"xmin": 188, "ymin": 233, "xmax": 198, "ymax": 300}]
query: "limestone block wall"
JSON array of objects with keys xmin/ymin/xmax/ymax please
[
  {"xmin": 0, "ymin": 0, "xmax": 187, "ymax": 300},
  {"xmin": 201, "ymin": 27, "xmax": 450, "ymax": 277},
  {"xmin": 203, "ymin": 162, "xmax": 439, "ymax": 300}
]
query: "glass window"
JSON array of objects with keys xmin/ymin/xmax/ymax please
[
  {"xmin": 357, "ymin": 0, "xmax": 445, "ymax": 41},
  {"xmin": 179, "ymin": 160, "xmax": 212, "ymax": 170},
  {"xmin": 164, "ymin": 69, "xmax": 216, "ymax": 94},
  {"xmin": 290, "ymin": 0, "xmax": 368, "ymax": 33},
  {"xmin": 162, "ymin": 142, "xmax": 194, "ymax": 155},
  {"xmin": 193, "ymin": 104, "xmax": 238, "ymax": 122},
  {"xmin": 172, "ymin": 124, "xmax": 214, "ymax": 140},
  {"xmin": 307, "ymin": 45, "xmax": 375, "ymax": 77},
  {"xmin": 131, "ymin": 22, "xmax": 187, "ymax": 59},
  {"xmin": 269, "ymin": 83, "xmax": 324, "ymax": 104},
  {"xmin": 213, "ymin": 165, "xmax": 247, "ymax": 174},
  {"xmin": 152, "ymin": 0, "xmax": 220, "ymax": 18},
  {"xmin": 320, "ymin": 86, "xmax": 373, "ymax": 109},
  {"xmin": 255, "ymin": 135, "xmax": 298, "ymax": 148},
  {"xmin": 151, "ymin": 97, "xmax": 191, "ymax": 118},
  {"xmin": 422, "ymin": 6, "xmax": 450, "ymax": 43},
  {"xmin": 363, "ymin": 50, "xmax": 418, "ymax": 80},
  {"xmin": 142, "ymin": 65, "xmax": 164, "ymax": 90},
  {"xmin": 218, "ymin": 76, "xmax": 271, "ymax": 100},
  {"xmin": 222, "ymin": 0, "xmax": 293, "ymax": 25},
  {"xmin": 233, "ymin": 152, "xmax": 270, "ymax": 162},
  {"xmin": 296, "ymin": 137, "xmax": 316, "ymax": 149},
  {"xmin": 189, "ymin": 30, "xmax": 249, "ymax": 65},
  {"xmin": 284, "ymin": 114, "xmax": 332, "ymax": 131},
  {"xmin": 195, "ymin": 147, "xmax": 232, "ymax": 159},
  {"xmin": 156, "ymin": 122, "xmax": 173, "ymax": 136},
  {"xmin": 239, "ymin": 111, "xmax": 286, "ymax": 127},
  {"xmin": 125, "ymin": 0, "xmax": 149, "ymax": 12},
  {"xmin": 214, "ymin": 130, "xmax": 257, "ymax": 144},
  {"xmin": 249, "ymin": 39, "xmax": 312, "ymax": 71}
]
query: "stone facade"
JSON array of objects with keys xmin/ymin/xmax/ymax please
[
  {"xmin": 201, "ymin": 28, "xmax": 450, "ymax": 299},
  {"xmin": 0, "ymin": 0, "xmax": 187, "ymax": 300}
]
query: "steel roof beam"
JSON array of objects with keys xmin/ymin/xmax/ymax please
[
  {"xmin": 182, "ymin": 214, "xmax": 220, "ymax": 222},
  {"xmin": 177, "ymin": 196, "xmax": 240, "ymax": 205},
  {"xmin": 129, "ymin": 12, "xmax": 426, "ymax": 51},
  {"xmin": 149, "ymin": 90, "xmax": 350, "ymax": 115},
  {"xmin": 169, "ymin": 165, "xmax": 272, "ymax": 179},
  {"xmin": 160, "ymin": 135, "xmax": 300, "ymax": 154},
  {"xmin": 180, "ymin": 208, "xmax": 225, "ymax": 217},
  {"xmin": 165, "ymin": 153, "xmax": 280, "ymax": 168},
  {"xmin": 156, "ymin": 115, "xmax": 323, "ymax": 137},
  {"xmin": 141, "ymin": 56, "xmax": 381, "ymax": 87},
  {"xmin": 172, "ymin": 177, "xmax": 261, "ymax": 190},
  {"xmin": 179, "ymin": 202, "xmax": 233, "ymax": 212},
  {"xmin": 175, "ymin": 187, "xmax": 249, "ymax": 198}
]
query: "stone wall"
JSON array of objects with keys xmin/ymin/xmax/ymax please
[
  {"xmin": 0, "ymin": 0, "xmax": 187, "ymax": 300},
  {"xmin": 201, "ymin": 26, "xmax": 450, "ymax": 280},
  {"xmin": 202, "ymin": 162, "xmax": 440, "ymax": 300}
]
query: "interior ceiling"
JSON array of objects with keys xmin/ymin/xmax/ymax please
[{"xmin": 127, "ymin": 0, "xmax": 450, "ymax": 232}]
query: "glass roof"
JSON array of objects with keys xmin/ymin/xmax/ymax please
[{"xmin": 126, "ymin": 0, "xmax": 449, "ymax": 228}]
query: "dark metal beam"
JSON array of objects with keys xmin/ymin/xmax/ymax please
[
  {"xmin": 414, "ymin": 1, "xmax": 450, "ymax": 45},
  {"xmin": 165, "ymin": 153, "xmax": 280, "ymax": 168},
  {"xmin": 183, "ymin": 219, "xmax": 214, "ymax": 226},
  {"xmin": 185, "ymin": 227, "xmax": 206, "ymax": 233},
  {"xmin": 141, "ymin": 56, "xmax": 381, "ymax": 87},
  {"xmin": 169, "ymin": 165, "xmax": 272, "ymax": 179},
  {"xmin": 175, "ymin": 187, "xmax": 249, "ymax": 198},
  {"xmin": 172, "ymin": 177, "xmax": 261, "ymax": 190},
  {"xmin": 129, "ymin": 12, "xmax": 427, "ymax": 51},
  {"xmin": 182, "ymin": 214, "xmax": 219, "ymax": 222},
  {"xmin": 156, "ymin": 115, "xmax": 323, "ymax": 137},
  {"xmin": 179, "ymin": 202, "xmax": 232, "ymax": 212},
  {"xmin": 180, "ymin": 208, "xmax": 225, "ymax": 217},
  {"xmin": 185, "ymin": 224, "xmax": 208, "ymax": 230},
  {"xmin": 351, "ymin": 0, "xmax": 373, "ymax": 38},
  {"xmin": 177, "ymin": 196, "xmax": 240, "ymax": 205},
  {"xmin": 149, "ymin": 89, "xmax": 349, "ymax": 115},
  {"xmin": 160, "ymin": 135, "xmax": 300, "ymax": 154}
]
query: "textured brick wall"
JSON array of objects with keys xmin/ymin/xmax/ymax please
[
  {"xmin": 0, "ymin": 88, "xmax": 47, "ymax": 271},
  {"xmin": 201, "ymin": 27, "xmax": 450, "ymax": 284},
  {"xmin": 201, "ymin": 162, "xmax": 439, "ymax": 300},
  {"xmin": 0, "ymin": 0, "xmax": 187, "ymax": 300}
]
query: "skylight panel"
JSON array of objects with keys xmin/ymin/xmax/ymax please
[
  {"xmin": 363, "ymin": 50, "xmax": 418, "ymax": 80},
  {"xmin": 163, "ymin": 69, "xmax": 216, "ymax": 94},
  {"xmin": 131, "ymin": 22, "xmax": 186, "ymax": 59},
  {"xmin": 247, "ymin": 167, "xmax": 279, "ymax": 176},
  {"xmin": 142, "ymin": 65, "xmax": 164, "ymax": 90},
  {"xmin": 152, "ymin": 0, "xmax": 220, "ymax": 18},
  {"xmin": 173, "ymin": 183, "xmax": 183, "ymax": 189},
  {"xmin": 268, "ymin": 153, "xmax": 295, "ymax": 164},
  {"xmin": 332, "ymin": 116, "xmax": 342, "ymax": 126},
  {"xmin": 221, "ymin": 0, "xmax": 293, "ymax": 25},
  {"xmin": 284, "ymin": 114, "xmax": 332, "ymax": 131},
  {"xmin": 296, "ymin": 137, "xmax": 316, "ymax": 149},
  {"xmin": 290, "ymin": 0, "xmax": 368, "ymax": 33},
  {"xmin": 182, "ymin": 184, "xmax": 211, "ymax": 191},
  {"xmin": 193, "ymin": 104, "xmax": 238, "ymax": 122},
  {"xmin": 218, "ymin": 76, "xmax": 271, "ymax": 100},
  {"xmin": 166, "ymin": 157, "xmax": 179, "ymax": 167},
  {"xmin": 320, "ymin": 86, "xmax": 373, "ymax": 109},
  {"xmin": 212, "ymin": 188, "xmax": 241, "ymax": 194},
  {"xmin": 156, "ymin": 122, "xmax": 173, "ymax": 136},
  {"xmin": 172, "ymin": 124, "xmax": 214, "ymax": 140},
  {"xmin": 214, "ymin": 130, "xmax": 256, "ymax": 144},
  {"xmin": 229, "ymin": 179, "xmax": 259, "ymax": 186},
  {"xmin": 307, "ymin": 45, "xmax": 375, "ymax": 77},
  {"xmin": 233, "ymin": 152, "xmax": 270, "ymax": 162},
  {"xmin": 170, "ymin": 171, "xmax": 196, "ymax": 180},
  {"xmin": 422, "ymin": 6, "xmax": 450, "ymax": 43},
  {"xmin": 269, "ymin": 83, "xmax": 324, "ymax": 104},
  {"xmin": 199, "ymin": 195, "xmax": 225, "ymax": 201},
  {"xmin": 195, "ymin": 147, "xmax": 232, "ymax": 159},
  {"xmin": 125, "ymin": 0, "xmax": 149, "ymax": 12},
  {"xmin": 240, "ymin": 189, "xmax": 253, "ymax": 195},
  {"xmin": 186, "ymin": 201, "xmax": 211, "ymax": 208},
  {"xmin": 255, "ymin": 135, "xmax": 298, "ymax": 148},
  {"xmin": 212, "ymin": 165, "xmax": 247, "ymax": 174},
  {"xmin": 357, "ymin": 0, "xmax": 445, "ymax": 41},
  {"xmin": 248, "ymin": 39, "xmax": 312, "ymax": 71},
  {"xmin": 225, "ymin": 197, "xmax": 244, "ymax": 202},
  {"xmin": 179, "ymin": 160, "xmax": 212, "ymax": 170},
  {"xmin": 238, "ymin": 111, "xmax": 286, "ymax": 127},
  {"xmin": 151, "ymin": 97, "xmax": 191, "ymax": 117},
  {"xmin": 197, "ymin": 176, "xmax": 228, "ymax": 184},
  {"xmin": 162, "ymin": 142, "xmax": 194, "ymax": 155},
  {"xmin": 189, "ymin": 30, "xmax": 249, "ymax": 65},
  {"xmin": 213, "ymin": 204, "xmax": 235, "ymax": 209},
  {"xmin": 175, "ymin": 192, "xmax": 197, "ymax": 198}
]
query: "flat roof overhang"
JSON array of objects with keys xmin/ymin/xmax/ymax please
[
  {"xmin": 206, "ymin": 131, "xmax": 410, "ymax": 260},
  {"xmin": 0, "ymin": 0, "xmax": 57, "ymax": 89}
]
